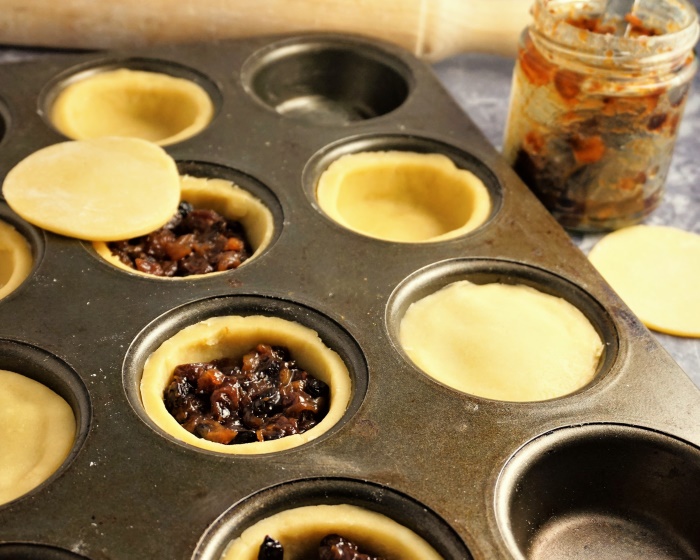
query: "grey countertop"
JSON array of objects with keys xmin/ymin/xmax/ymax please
[{"xmin": 1, "ymin": 42, "xmax": 698, "ymax": 388}]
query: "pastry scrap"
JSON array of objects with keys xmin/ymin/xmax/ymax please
[
  {"xmin": 316, "ymin": 151, "xmax": 491, "ymax": 242},
  {"xmin": 399, "ymin": 280, "xmax": 604, "ymax": 401},
  {"xmin": 3, "ymin": 137, "xmax": 180, "ymax": 241},
  {"xmin": 0, "ymin": 220, "xmax": 32, "ymax": 300},
  {"xmin": 51, "ymin": 68, "xmax": 214, "ymax": 146},
  {"xmin": 93, "ymin": 174, "xmax": 274, "ymax": 277},
  {"xmin": 141, "ymin": 316, "xmax": 352, "ymax": 454},
  {"xmin": 0, "ymin": 370, "xmax": 76, "ymax": 505},
  {"xmin": 222, "ymin": 504, "xmax": 443, "ymax": 560},
  {"xmin": 588, "ymin": 225, "xmax": 700, "ymax": 337}
]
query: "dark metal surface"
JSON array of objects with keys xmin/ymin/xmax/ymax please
[
  {"xmin": 497, "ymin": 424, "xmax": 700, "ymax": 560},
  {"xmin": 0, "ymin": 34, "xmax": 699, "ymax": 560}
]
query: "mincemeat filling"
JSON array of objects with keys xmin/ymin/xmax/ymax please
[
  {"xmin": 108, "ymin": 201, "xmax": 251, "ymax": 276},
  {"xmin": 258, "ymin": 534, "xmax": 386, "ymax": 560},
  {"xmin": 164, "ymin": 344, "xmax": 329, "ymax": 444}
]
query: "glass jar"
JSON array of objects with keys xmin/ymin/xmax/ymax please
[{"xmin": 503, "ymin": 0, "xmax": 699, "ymax": 232}]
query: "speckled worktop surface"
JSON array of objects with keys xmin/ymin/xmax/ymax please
[{"xmin": 0, "ymin": 42, "xmax": 698, "ymax": 388}]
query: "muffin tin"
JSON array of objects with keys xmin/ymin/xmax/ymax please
[{"xmin": 1, "ymin": 33, "xmax": 700, "ymax": 560}]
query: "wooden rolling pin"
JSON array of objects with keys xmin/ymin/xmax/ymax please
[{"xmin": 0, "ymin": 0, "xmax": 531, "ymax": 60}]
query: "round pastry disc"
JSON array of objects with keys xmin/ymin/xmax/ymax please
[
  {"xmin": 588, "ymin": 225, "xmax": 700, "ymax": 337},
  {"xmin": 399, "ymin": 281, "xmax": 603, "ymax": 401},
  {"xmin": 3, "ymin": 137, "xmax": 180, "ymax": 241}
]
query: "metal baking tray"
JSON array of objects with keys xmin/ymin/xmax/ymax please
[{"xmin": 1, "ymin": 33, "xmax": 699, "ymax": 560}]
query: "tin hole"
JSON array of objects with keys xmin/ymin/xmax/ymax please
[
  {"xmin": 242, "ymin": 38, "xmax": 411, "ymax": 125},
  {"xmin": 123, "ymin": 295, "xmax": 367, "ymax": 455},
  {"xmin": 41, "ymin": 58, "xmax": 221, "ymax": 146},
  {"xmin": 0, "ymin": 204, "xmax": 42, "ymax": 301},
  {"xmin": 496, "ymin": 424, "xmax": 700, "ymax": 559},
  {"xmin": 0, "ymin": 340, "xmax": 91, "ymax": 507},
  {"xmin": 386, "ymin": 258, "xmax": 618, "ymax": 402},
  {"xmin": 304, "ymin": 135, "xmax": 502, "ymax": 242},
  {"xmin": 193, "ymin": 477, "xmax": 471, "ymax": 559}
]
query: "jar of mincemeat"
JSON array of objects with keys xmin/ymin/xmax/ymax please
[{"xmin": 503, "ymin": 0, "xmax": 699, "ymax": 231}]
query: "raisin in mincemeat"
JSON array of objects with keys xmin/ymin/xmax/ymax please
[
  {"xmin": 258, "ymin": 536, "xmax": 284, "ymax": 560},
  {"xmin": 319, "ymin": 534, "xmax": 386, "ymax": 560},
  {"xmin": 108, "ymin": 201, "xmax": 251, "ymax": 276},
  {"xmin": 257, "ymin": 534, "xmax": 386, "ymax": 560},
  {"xmin": 164, "ymin": 344, "xmax": 330, "ymax": 444}
]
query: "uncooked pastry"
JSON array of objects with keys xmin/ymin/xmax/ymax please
[
  {"xmin": 0, "ymin": 220, "xmax": 32, "ymax": 300},
  {"xmin": 221, "ymin": 504, "xmax": 443, "ymax": 559},
  {"xmin": 51, "ymin": 68, "xmax": 214, "ymax": 146},
  {"xmin": 93, "ymin": 174, "xmax": 274, "ymax": 277},
  {"xmin": 141, "ymin": 315, "xmax": 352, "ymax": 454},
  {"xmin": 588, "ymin": 225, "xmax": 700, "ymax": 337},
  {"xmin": 316, "ymin": 151, "xmax": 491, "ymax": 242},
  {"xmin": 0, "ymin": 370, "xmax": 76, "ymax": 505},
  {"xmin": 3, "ymin": 137, "xmax": 181, "ymax": 241},
  {"xmin": 399, "ymin": 281, "xmax": 603, "ymax": 401}
]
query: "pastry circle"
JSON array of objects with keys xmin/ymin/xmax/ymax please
[
  {"xmin": 399, "ymin": 281, "xmax": 604, "ymax": 402},
  {"xmin": 3, "ymin": 137, "xmax": 181, "ymax": 241},
  {"xmin": 0, "ymin": 220, "xmax": 32, "ymax": 300},
  {"xmin": 316, "ymin": 151, "xmax": 491, "ymax": 243},
  {"xmin": 221, "ymin": 504, "xmax": 443, "ymax": 560},
  {"xmin": 141, "ymin": 315, "xmax": 352, "ymax": 454},
  {"xmin": 0, "ymin": 370, "xmax": 76, "ymax": 505},
  {"xmin": 588, "ymin": 225, "xmax": 700, "ymax": 337},
  {"xmin": 51, "ymin": 68, "xmax": 214, "ymax": 146},
  {"xmin": 93, "ymin": 174, "xmax": 274, "ymax": 277}
]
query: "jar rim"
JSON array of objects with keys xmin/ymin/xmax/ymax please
[{"xmin": 531, "ymin": 0, "xmax": 699, "ymax": 67}]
